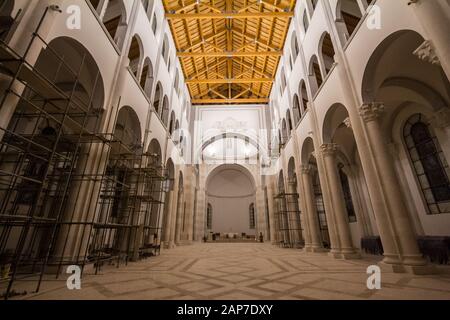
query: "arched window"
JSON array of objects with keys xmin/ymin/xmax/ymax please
[
  {"xmin": 141, "ymin": 0, "xmax": 149, "ymax": 11},
  {"xmin": 161, "ymin": 95, "xmax": 170, "ymax": 127},
  {"xmin": 337, "ymin": 0, "xmax": 363, "ymax": 40},
  {"xmin": 207, "ymin": 203, "xmax": 213, "ymax": 230},
  {"xmin": 102, "ymin": 0, "xmax": 127, "ymax": 48},
  {"xmin": 169, "ymin": 111, "xmax": 175, "ymax": 135},
  {"xmin": 320, "ymin": 33, "xmax": 336, "ymax": 75},
  {"xmin": 140, "ymin": 58, "xmax": 153, "ymax": 97},
  {"xmin": 292, "ymin": 94, "xmax": 301, "ymax": 125},
  {"xmin": 151, "ymin": 13, "xmax": 157, "ymax": 34},
  {"xmin": 280, "ymin": 67, "xmax": 287, "ymax": 94},
  {"xmin": 128, "ymin": 36, "xmax": 142, "ymax": 77},
  {"xmin": 311, "ymin": 0, "xmax": 318, "ymax": 10},
  {"xmin": 299, "ymin": 80, "xmax": 309, "ymax": 114},
  {"xmin": 404, "ymin": 114, "xmax": 450, "ymax": 214},
  {"xmin": 153, "ymin": 82, "xmax": 162, "ymax": 113},
  {"xmin": 89, "ymin": 0, "xmax": 101, "ymax": 11},
  {"xmin": 281, "ymin": 119, "xmax": 288, "ymax": 144},
  {"xmin": 309, "ymin": 55, "xmax": 323, "ymax": 94},
  {"xmin": 173, "ymin": 120, "xmax": 180, "ymax": 144},
  {"xmin": 339, "ymin": 166, "xmax": 357, "ymax": 222},
  {"xmin": 286, "ymin": 110, "xmax": 293, "ymax": 135},
  {"xmin": 162, "ymin": 35, "xmax": 169, "ymax": 64},
  {"xmin": 291, "ymin": 33, "xmax": 299, "ymax": 62},
  {"xmin": 174, "ymin": 70, "xmax": 180, "ymax": 95},
  {"xmin": 249, "ymin": 203, "xmax": 256, "ymax": 229},
  {"xmin": 303, "ymin": 11, "xmax": 309, "ymax": 33}
]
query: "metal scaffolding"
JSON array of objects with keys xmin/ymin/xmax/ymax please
[
  {"xmin": 274, "ymin": 192, "xmax": 303, "ymax": 249},
  {"xmin": 0, "ymin": 9, "xmax": 168, "ymax": 299}
]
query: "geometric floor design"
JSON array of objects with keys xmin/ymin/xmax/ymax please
[{"xmin": 16, "ymin": 243, "xmax": 450, "ymax": 300}]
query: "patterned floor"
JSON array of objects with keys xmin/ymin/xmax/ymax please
[{"xmin": 12, "ymin": 243, "xmax": 450, "ymax": 300}]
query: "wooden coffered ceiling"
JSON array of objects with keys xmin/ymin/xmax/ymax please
[{"xmin": 163, "ymin": 0, "xmax": 297, "ymax": 105}]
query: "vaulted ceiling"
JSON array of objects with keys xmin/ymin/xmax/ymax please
[{"xmin": 163, "ymin": 0, "xmax": 297, "ymax": 105}]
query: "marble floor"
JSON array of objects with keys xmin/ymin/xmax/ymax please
[{"xmin": 9, "ymin": 243, "xmax": 450, "ymax": 300}]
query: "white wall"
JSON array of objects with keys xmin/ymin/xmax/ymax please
[{"xmin": 207, "ymin": 167, "xmax": 256, "ymax": 235}]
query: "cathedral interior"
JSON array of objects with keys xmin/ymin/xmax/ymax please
[{"xmin": 0, "ymin": 0, "xmax": 450, "ymax": 301}]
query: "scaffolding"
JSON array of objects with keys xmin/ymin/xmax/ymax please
[
  {"xmin": 313, "ymin": 179, "xmax": 331, "ymax": 249},
  {"xmin": 0, "ymin": 8, "xmax": 168, "ymax": 299},
  {"xmin": 274, "ymin": 192, "xmax": 304, "ymax": 249},
  {"xmin": 91, "ymin": 147, "xmax": 168, "ymax": 273}
]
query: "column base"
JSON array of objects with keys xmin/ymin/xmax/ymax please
[
  {"xmin": 381, "ymin": 254, "xmax": 402, "ymax": 265},
  {"xmin": 378, "ymin": 256, "xmax": 438, "ymax": 275},
  {"xmin": 304, "ymin": 246, "xmax": 328, "ymax": 253},
  {"xmin": 404, "ymin": 264, "xmax": 436, "ymax": 275},
  {"xmin": 378, "ymin": 261, "xmax": 436, "ymax": 275},
  {"xmin": 329, "ymin": 249, "xmax": 361, "ymax": 260},
  {"xmin": 175, "ymin": 240, "xmax": 192, "ymax": 246},
  {"xmin": 339, "ymin": 252, "xmax": 361, "ymax": 260},
  {"xmin": 402, "ymin": 254, "xmax": 428, "ymax": 267},
  {"xmin": 164, "ymin": 241, "xmax": 176, "ymax": 249}
]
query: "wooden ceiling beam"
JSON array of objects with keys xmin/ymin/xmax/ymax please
[
  {"xmin": 232, "ymin": 28, "xmax": 281, "ymax": 52},
  {"xmin": 186, "ymin": 78, "xmax": 274, "ymax": 84},
  {"xmin": 166, "ymin": 12, "xmax": 294, "ymax": 20},
  {"xmin": 163, "ymin": 0, "xmax": 297, "ymax": 103},
  {"xmin": 191, "ymin": 98, "xmax": 269, "ymax": 104},
  {"xmin": 180, "ymin": 29, "xmax": 227, "ymax": 52},
  {"xmin": 235, "ymin": 83, "xmax": 268, "ymax": 98},
  {"xmin": 261, "ymin": 0, "xmax": 289, "ymax": 12},
  {"xmin": 178, "ymin": 51, "xmax": 281, "ymax": 58},
  {"xmin": 187, "ymin": 58, "xmax": 228, "ymax": 79}
]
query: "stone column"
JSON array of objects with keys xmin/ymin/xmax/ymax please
[
  {"xmin": 266, "ymin": 182, "xmax": 278, "ymax": 244},
  {"xmin": 359, "ymin": 103, "xmax": 427, "ymax": 269},
  {"xmin": 255, "ymin": 187, "xmax": 267, "ymax": 240},
  {"xmin": 321, "ymin": 144, "xmax": 360, "ymax": 259},
  {"xmin": 301, "ymin": 165, "xmax": 325, "ymax": 252},
  {"xmin": 0, "ymin": 2, "xmax": 61, "ymax": 141},
  {"xmin": 287, "ymin": 178, "xmax": 302, "ymax": 246},
  {"xmin": 175, "ymin": 189, "xmax": 185, "ymax": 244},
  {"xmin": 295, "ymin": 170, "xmax": 311, "ymax": 250},
  {"xmin": 162, "ymin": 188, "xmax": 176, "ymax": 248},
  {"xmin": 195, "ymin": 187, "xmax": 206, "ymax": 241},
  {"xmin": 409, "ymin": 0, "xmax": 450, "ymax": 79},
  {"xmin": 168, "ymin": 176, "xmax": 180, "ymax": 247},
  {"xmin": 184, "ymin": 176, "xmax": 195, "ymax": 242},
  {"xmin": 52, "ymin": 142, "xmax": 109, "ymax": 263}
]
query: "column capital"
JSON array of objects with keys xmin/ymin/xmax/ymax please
[
  {"xmin": 287, "ymin": 176, "xmax": 297, "ymax": 185},
  {"xmin": 320, "ymin": 143, "xmax": 339, "ymax": 157},
  {"xmin": 343, "ymin": 117, "xmax": 352, "ymax": 129},
  {"xmin": 413, "ymin": 39, "xmax": 441, "ymax": 66},
  {"xmin": 300, "ymin": 164, "xmax": 312, "ymax": 174},
  {"xmin": 359, "ymin": 103, "xmax": 385, "ymax": 122}
]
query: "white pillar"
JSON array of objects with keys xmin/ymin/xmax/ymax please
[
  {"xmin": 162, "ymin": 188, "xmax": 175, "ymax": 248},
  {"xmin": 301, "ymin": 165, "xmax": 326, "ymax": 252},
  {"xmin": 409, "ymin": 0, "xmax": 450, "ymax": 79},
  {"xmin": 359, "ymin": 103, "xmax": 427, "ymax": 270},
  {"xmin": 321, "ymin": 144, "xmax": 360, "ymax": 259}
]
